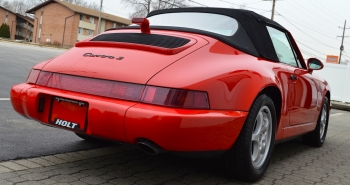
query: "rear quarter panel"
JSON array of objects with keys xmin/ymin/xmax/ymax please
[{"xmin": 147, "ymin": 36, "xmax": 287, "ymax": 112}]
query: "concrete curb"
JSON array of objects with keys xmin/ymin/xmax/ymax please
[
  {"xmin": 332, "ymin": 101, "xmax": 350, "ymax": 111},
  {"xmin": 0, "ymin": 39, "xmax": 68, "ymax": 50}
]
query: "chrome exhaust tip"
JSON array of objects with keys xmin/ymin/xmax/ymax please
[{"xmin": 137, "ymin": 139, "xmax": 164, "ymax": 155}]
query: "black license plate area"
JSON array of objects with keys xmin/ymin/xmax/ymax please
[{"xmin": 49, "ymin": 97, "xmax": 88, "ymax": 131}]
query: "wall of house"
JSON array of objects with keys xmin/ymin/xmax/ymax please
[
  {"xmin": 64, "ymin": 14, "xmax": 79, "ymax": 47},
  {"xmin": 75, "ymin": 15, "xmax": 116, "ymax": 40},
  {"xmin": 105, "ymin": 21, "xmax": 124, "ymax": 31},
  {"xmin": 32, "ymin": 3, "xmax": 75, "ymax": 46},
  {"xmin": 77, "ymin": 14, "xmax": 95, "ymax": 41},
  {"xmin": 314, "ymin": 63, "xmax": 350, "ymax": 103},
  {"xmin": 30, "ymin": 2, "xmax": 130, "ymax": 47},
  {"xmin": 32, "ymin": 10, "xmax": 40, "ymax": 43},
  {"xmin": 105, "ymin": 20, "xmax": 114, "ymax": 30},
  {"xmin": 15, "ymin": 22, "xmax": 33, "ymax": 41},
  {"xmin": 100, "ymin": 19, "xmax": 106, "ymax": 33},
  {"xmin": 0, "ymin": 8, "xmax": 16, "ymax": 39}
]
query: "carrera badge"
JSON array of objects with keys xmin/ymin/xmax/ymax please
[{"xmin": 83, "ymin": 53, "xmax": 124, "ymax": 60}]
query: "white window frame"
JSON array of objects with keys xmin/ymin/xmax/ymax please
[
  {"xmin": 113, "ymin": 23, "xmax": 117, "ymax": 28},
  {"xmin": 88, "ymin": 30, "xmax": 94, "ymax": 36},
  {"xmin": 90, "ymin": 17, "xmax": 94, "ymax": 23},
  {"xmin": 78, "ymin": 28, "xmax": 83, "ymax": 34}
]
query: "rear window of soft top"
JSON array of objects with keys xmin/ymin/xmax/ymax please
[{"xmin": 147, "ymin": 12, "xmax": 239, "ymax": 36}]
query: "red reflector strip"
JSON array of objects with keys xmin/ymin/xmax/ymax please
[
  {"xmin": 36, "ymin": 72, "xmax": 144, "ymax": 101},
  {"xmin": 143, "ymin": 86, "xmax": 157, "ymax": 103},
  {"xmin": 26, "ymin": 69, "xmax": 41, "ymax": 84},
  {"xmin": 36, "ymin": 71, "xmax": 52, "ymax": 86},
  {"xmin": 34, "ymin": 72, "xmax": 209, "ymax": 109}
]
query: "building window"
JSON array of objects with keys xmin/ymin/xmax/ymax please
[
  {"xmin": 88, "ymin": 30, "xmax": 94, "ymax": 36},
  {"xmin": 90, "ymin": 17, "xmax": 94, "ymax": 23},
  {"xmin": 80, "ymin": 14, "xmax": 84, "ymax": 21},
  {"xmin": 78, "ymin": 28, "xmax": 83, "ymax": 34},
  {"xmin": 113, "ymin": 23, "xmax": 117, "ymax": 28}
]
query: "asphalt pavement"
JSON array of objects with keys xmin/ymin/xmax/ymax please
[
  {"xmin": 0, "ymin": 41, "xmax": 113, "ymax": 161},
  {"xmin": 0, "ymin": 41, "xmax": 65, "ymax": 98}
]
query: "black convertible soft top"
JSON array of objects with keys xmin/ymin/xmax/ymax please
[{"xmin": 147, "ymin": 7, "xmax": 288, "ymax": 61}]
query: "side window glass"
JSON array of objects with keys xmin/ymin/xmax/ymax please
[{"xmin": 267, "ymin": 26, "xmax": 299, "ymax": 67}]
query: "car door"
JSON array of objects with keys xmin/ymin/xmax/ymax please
[{"xmin": 266, "ymin": 26, "xmax": 318, "ymax": 125}]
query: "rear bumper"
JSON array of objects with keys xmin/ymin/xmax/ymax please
[{"xmin": 11, "ymin": 83, "xmax": 248, "ymax": 152}]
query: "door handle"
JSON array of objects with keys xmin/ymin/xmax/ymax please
[{"xmin": 290, "ymin": 74, "xmax": 298, "ymax": 81}]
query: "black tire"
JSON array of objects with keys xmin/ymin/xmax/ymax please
[
  {"xmin": 225, "ymin": 94, "xmax": 277, "ymax": 182},
  {"xmin": 302, "ymin": 96, "xmax": 329, "ymax": 147},
  {"xmin": 75, "ymin": 133, "xmax": 106, "ymax": 143}
]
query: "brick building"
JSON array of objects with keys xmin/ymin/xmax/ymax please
[
  {"xmin": 15, "ymin": 14, "xmax": 34, "ymax": 41},
  {"xmin": 0, "ymin": 6, "xmax": 34, "ymax": 41},
  {"xmin": 26, "ymin": 0, "xmax": 131, "ymax": 47},
  {"xmin": 0, "ymin": 6, "xmax": 17, "ymax": 39}
]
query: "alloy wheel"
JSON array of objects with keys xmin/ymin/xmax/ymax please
[
  {"xmin": 251, "ymin": 106, "xmax": 272, "ymax": 169},
  {"xmin": 319, "ymin": 105, "xmax": 327, "ymax": 139}
]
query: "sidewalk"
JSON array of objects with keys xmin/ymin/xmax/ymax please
[
  {"xmin": 0, "ymin": 38, "xmax": 68, "ymax": 50},
  {"xmin": 332, "ymin": 101, "xmax": 350, "ymax": 111}
]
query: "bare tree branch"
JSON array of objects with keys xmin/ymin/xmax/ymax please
[
  {"xmin": 121, "ymin": 0, "xmax": 188, "ymax": 18},
  {"xmin": 0, "ymin": 0, "xmax": 100, "ymax": 15}
]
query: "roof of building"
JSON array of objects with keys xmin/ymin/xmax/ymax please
[
  {"xmin": 0, "ymin": 6, "xmax": 17, "ymax": 16},
  {"xmin": 15, "ymin": 13, "xmax": 34, "ymax": 25},
  {"xmin": 26, "ymin": 0, "xmax": 131, "ymax": 25},
  {"xmin": 0, "ymin": 6, "xmax": 34, "ymax": 25}
]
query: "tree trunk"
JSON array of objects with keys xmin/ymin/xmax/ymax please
[{"xmin": 147, "ymin": 0, "xmax": 151, "ymax": 13}]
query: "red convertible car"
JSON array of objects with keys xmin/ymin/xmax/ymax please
[{"xmin": 11, "ymin": 8, "xmax": 330, "ymax": 181}]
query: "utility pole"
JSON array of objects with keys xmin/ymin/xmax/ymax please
[
  {"xmin": 271, "ymin": 0, "xmax": 276, "ymax": 20},
  {"xmin": 263, "ymin": 0, "xmax": 280, "ymax": 20},
  {"xmin": 97, "ymin": 0, "xmax": 103, "ymax": 34},
  {"xmin": 337, "ymin": 20, "xmax": 350, "ymax": 64}
]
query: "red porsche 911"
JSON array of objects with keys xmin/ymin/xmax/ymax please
[{"xmin": 11, "ymin": 8, "xmax": 330, "ymax": 181}]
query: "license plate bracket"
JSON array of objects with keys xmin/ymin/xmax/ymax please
[{"xmin": 48, "ymin": 97, "xmax": 88, "ymax": 131}]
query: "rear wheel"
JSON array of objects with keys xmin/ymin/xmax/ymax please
[
  {"xmin": 225, "ymin": 94, "xmax": 276, "ymax": 182},
  {"xmin": 302, "ymin": 96, "xmax": 329, "ymax": 147}
]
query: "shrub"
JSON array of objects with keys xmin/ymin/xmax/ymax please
[{"xmin": 0, "ymin": 23, "xmax": 10, "ymax": 38}]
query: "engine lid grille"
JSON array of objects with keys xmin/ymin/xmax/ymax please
[{"xmin": 90, "ymin": 33, "xmax": 190, "ymax": 49}]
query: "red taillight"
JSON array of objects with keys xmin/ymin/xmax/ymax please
[
  {"xmin": 33, "ymin": 71, "xmax": 210, "ymax": 109},
  {"xmin": 26, "ymin": 69, "xmax": 41, "ymax": 84},
  {"xmin": 36, "ymin": 71, "xmax": 52, "ymax": 86},
  {"xmin": 141, "ymin": 86, "xmax": 209, "ymax": 109}
]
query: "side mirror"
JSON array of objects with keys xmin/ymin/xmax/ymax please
[{"xmin": 307, "ymin": 58, "xmax": 324, "ymax": 72}]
